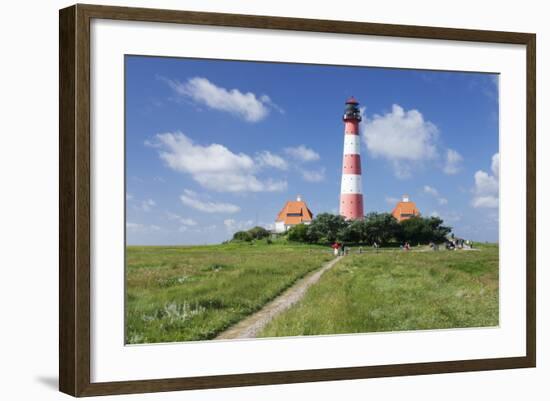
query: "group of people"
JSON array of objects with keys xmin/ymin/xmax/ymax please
[
  {"xmin": 330, "ymin": 238, "xmax": 474, "ymax": 255},
  {"xmin": 331, "ymin": 241, "xmax": 380, "ymax": 256},
  {"xmin": 445, "ymin": 238, "xmax": 473, "ymax": 250}
]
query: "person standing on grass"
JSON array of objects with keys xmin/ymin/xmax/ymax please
[{"xmin": 331, "ymin": 242, "xmax": 340, "ymax": 257}]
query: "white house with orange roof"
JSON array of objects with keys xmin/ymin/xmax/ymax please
[
  {"xmin": 274, "ymin": 195, "xmax": 314, "ymax": 233},
  {"xmin": 391, "ymin": 194, "xmax": 421, "ymax": 222}
]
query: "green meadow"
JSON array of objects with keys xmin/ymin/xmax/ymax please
[
  {"xmin": 126, "ymin": 242, "xmax": 498, "ymax": 344},
  {"xmin": 125, "ymin": 241, "xmax": 331, "ymax": 344},
  {"xmin": 260, "ymin": 243, "xmax": 499, "ymax": 337}
]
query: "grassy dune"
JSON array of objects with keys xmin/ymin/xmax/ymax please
[
  {"xmin": 125, "ymin": 242, "xmax": 331, "ymax": 344},
  {"xmin": 260, "ymin": 244, "xmax": 499, "ymax": 338}
]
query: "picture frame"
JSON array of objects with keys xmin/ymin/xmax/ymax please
[{"xmin": 59, "ymin": 3, "xmax": 536, "ymax": 397}]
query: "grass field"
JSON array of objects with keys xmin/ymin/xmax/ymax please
[
  {"xmin": 259, "ymin": 243, "xmax": 499, "ymax": 337},
  {"xmin": 125, "ymin": 241, "xmax": 331, "ymax": 344}
]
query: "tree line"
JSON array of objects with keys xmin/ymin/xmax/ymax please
[
  {"xmin": 286, "ymin": 212, "xmax": 451, "ymax": 245},
  {"xmin": 230, "ymin": 212, "xmax": 452, "ymax": 246}
]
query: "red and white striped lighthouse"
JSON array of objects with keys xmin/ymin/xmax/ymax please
[{"xmin": 339, "ymin": 97, "xmax": 364, "ymax": 220}]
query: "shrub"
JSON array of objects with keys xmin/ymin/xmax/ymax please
[
  {"xmin": 232, "ymin": 230, "xmax": 253, "ymax": 242},
  {"xmin": 307, "ymin": 213, "xmax": 347, "ymax": 244},
  {"xmin": 287, "ymin": 223, "xmax": 310, "ymax": 242},
  {"xmin": 248, "ymin": 226, "xmax": 270, "ymax": 240}
]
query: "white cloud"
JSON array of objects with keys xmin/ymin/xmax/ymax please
[
  {"xmin": 443, "ymin": 148, "xmax": 463, "ymax": 175},
  {"xmin": 284, "ymin": 145, "xmax": 320, "ymax": 162},
  {"xmin": 472, "ymin": 195, "xmax": 499, "ymax": 208},
  {"xmin": 166, "ymin": 212, "xmax": 197, "ymax": 227},
  {"xmin": 255, "ymin": 151, "xmax": 288, "ymax": 170},
  {"xmin": 491, "ymin": 153, "xmax": 500, "ymax": 177},
  {"xmin": 385, "ymin": 196, "xmax": 400, "ymax": 205},
  {"xmin": 472, "ymin": 153, "xmax": 499, "ymax": 208},
  {"xmin": 430, "ymin": 211, "xmax": 461, "ymax": 222},
  {"xmin": 180, "ymin": 218, "xmax": 197, "ymax": 226},
  {"xmin": 163, "ymin": 76, "xmax": 280, "ymax": 122},
  {"xmin": 126, "ymin": 222, "xmax": 161, "ymax": 232},
  {"xmin": 223, "ymin": 219, "xmax": 254, "ymax": 233},
  {"xmin": 180, "ymin": 189, "xmax": 240, "ymax": 214},
  {"xmin": 423, "ymin": 185, "xmax": 439, "ymax": 197},
  {"xmin": 361, "ymin": 104, "xmax": 439, "ymax": 178},
  {"xmin": 153, "ymin": 132, "xmax": 287, "ymax": 193},
  {"xmin": 139, "ymin": 199, "xmax": 156, "ymax": 212},
  {"xmin": 423, "ymin": 185, "xmax": 448, "ymax": 205},
  {"xmin": 301, "ymin": 168, "xmax": 325, "ymax": 183},
  {"xmin": 126, "ymin": 222, "xmax": 143, "ymax": 230}
]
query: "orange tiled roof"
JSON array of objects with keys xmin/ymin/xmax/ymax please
[
  {"xmin": 276, "ymin": 200, "xmax": 313, "ymax": 224},
  {"xmin": 392, "ymin": 201, "xmax": 420, "ymax": 222}
]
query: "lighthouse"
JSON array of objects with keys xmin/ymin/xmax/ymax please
[{"xmin": 339, "ymin": 97, "xmax": 364, "ymax": 220}]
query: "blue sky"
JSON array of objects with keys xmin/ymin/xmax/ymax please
[{"xmin": 125, "ymin": 55, "xmax": 499, "ymax": 245}]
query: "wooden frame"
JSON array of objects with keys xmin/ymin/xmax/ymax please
[{"xmin": 59, "ymin": 3, "xmax": 536, "ymax": 397}]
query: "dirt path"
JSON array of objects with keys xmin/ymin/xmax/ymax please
[{"xmin": 215, "ymin": 256, "xmax": 343, "ymax": 340}]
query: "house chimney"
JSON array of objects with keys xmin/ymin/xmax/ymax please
[
  {"xmin": 402, "ymin": 194, "xmax": 410, "ymax": 202},
  {"xmin": 297, "ymin": 195, "xmax": 302, "ymax": 202}
]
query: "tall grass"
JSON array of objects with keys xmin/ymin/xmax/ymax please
[
  {"xmin": 126, "ymin": 241, "xmax": 331, "ymax": 343},
  {"xmin": 260, "ymin": 244, "xmax": 499, "ymax": 337}
]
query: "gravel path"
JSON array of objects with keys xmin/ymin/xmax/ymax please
[{"xmin": 215, "ymin": 256, "xmax": 343, "ymax": 340}]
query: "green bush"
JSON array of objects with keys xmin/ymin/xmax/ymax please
[
  {"xmin": 248, "ymin": 226, "xmax": 270, "ymax": 240},
  {"xmin": 307, "ymin": 213, "xmax": 347, "ymax": 244},
  {"xmin": 232, "ymin": 230, "xmax": 253, "ymax": 242},
  {"xmin": 396, "ymin": 216, "xmax": 451, "ymax": 244},
  {"xmin": 287, "ymin": 223, "xmax": 310, "ymax": 242}
]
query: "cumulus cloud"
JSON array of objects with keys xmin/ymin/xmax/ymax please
[
  {"xmin": 255, "ymin": 151, "xmax": 288, "ymax": 170},
  {"xmin": 153, "ymin": 132, "xmax": 287, "ymax": 193},
  {"xmin": 284, "ymin": 145, "xmax": 320, "ymax": 162},
  {"xmin": 430, "ymin": 211, "xmax": 461, "ymax": 222},
  {"xmin": 443, "ymin": 148, "xmax": 463, "ymax": 175},
  {"xmin": 423, "ymin": 185, "xmax": 439, "ymax": 197},
  {"xmin": 126, "ymin": 222, "xmax": 161, "ymax": 232},
  {"xmin": 126, "ymin": 222, "xmax": 143, "ymax": 230},
  {"xmin": 423, "ymin": 185, "xmax": 448, "ymax": 205},
  {"xmin": 301, "ymin": 168, "xmax": 325, "ymax": 183},
  {"xmin": 166, "ymin": 212, "xmax": 198, "ymax": 227},
  {"xmin": 472, "ymin": 153, "xmax": 499, "ymax": 208},
  {"xmin": 180, "ymin": 189, "xmax": 240, "ymax": 214},
  {"xmin": 139, "ymin": 199, "xmax": 156, "ymax": 212},
  {"xmin": 180, "ymin": 218, "xmax": 197, "ymax": 226},
  {"xmin": 491, "ymin": 153, "xmax": 500, "ymax": 177},
  {"xmin": 163, "ymin": 76, "xmax": 281, "ymax": 122},
  {"xmin": 361, "ymin": 104, "xmax": 439, "ymax": 178},
  {"xmin": 223, "ymin": 218, "xmax": 254, "ymax": 233}
]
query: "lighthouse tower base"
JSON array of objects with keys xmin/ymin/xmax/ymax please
[{"xmin": 340, "ymin": 193, "xmax": 364, "ymax": 220}]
